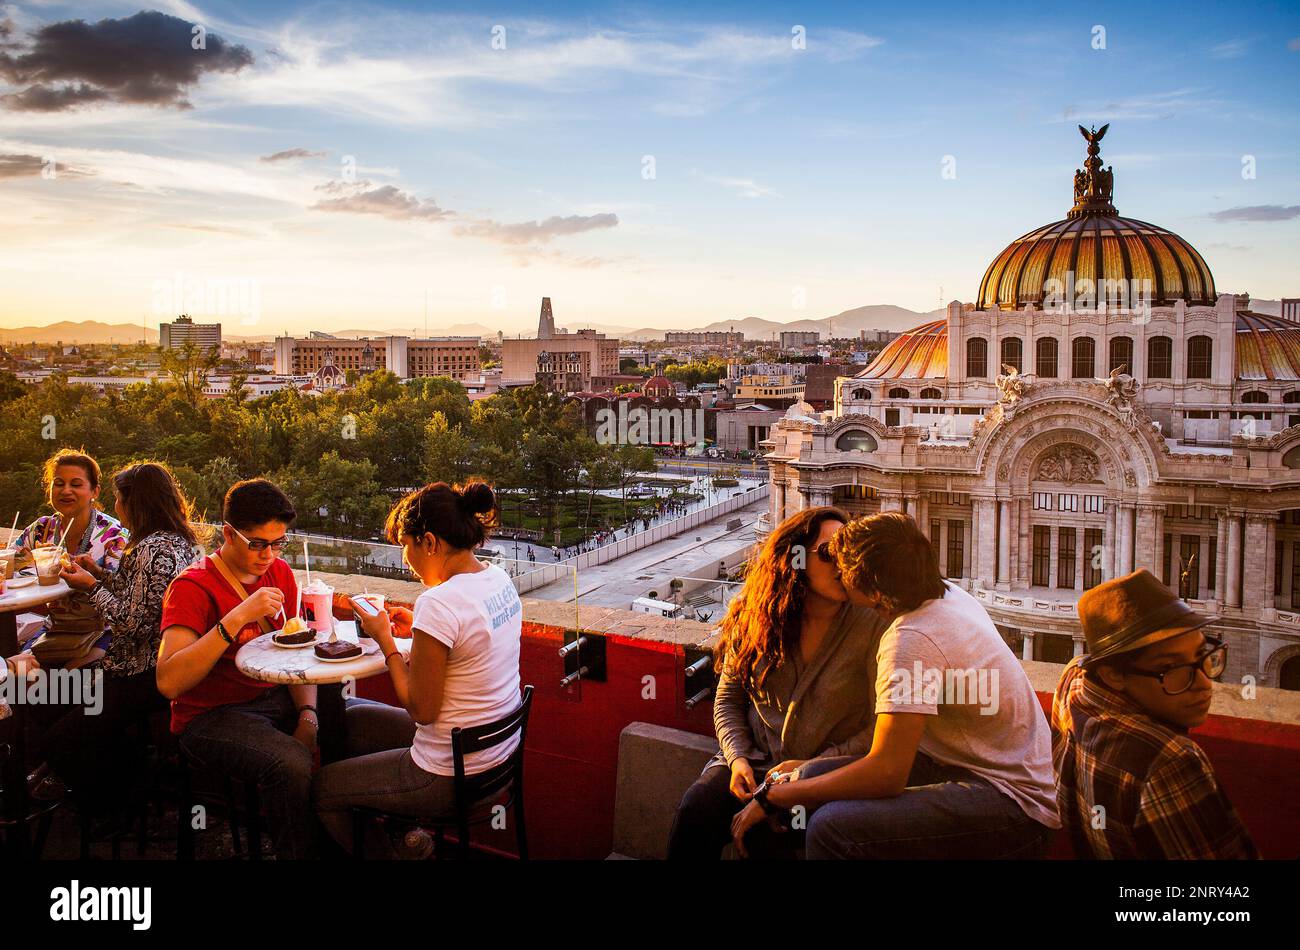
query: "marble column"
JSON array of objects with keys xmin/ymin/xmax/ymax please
[
  {"xmin": 977, "ymin": 498, "xmax": 998, "ymax": 588},
  {"xmin": 914, "ymin": 494, "xmax": 929, "ymax": 537},
  {"xmin": 773, "ymin": 479, "xmax": 787, "ymax": 526},
  {"xmin": 1118, "ymin": 504, "xmax": 1135, "ymax": 576},
  {"xmin": 1048, "ymin": 523, "xmax": 1059, "ymax": 589},
  {"xmin": 997, "ymin": 500, "xmax": 1012, "ymax": 587},
  {"xmin": 1017, "ymin": 498, "xmax": 1031, "ymax": 590},
  {"xmin": 1135, "ymin": 505, "xmax": 1158, "ymax": 574},
  {"xmin": 797, "ymin": 486, "xmax": 810, "ymax": 512},
  {"xmin": 879, "ymin": 493, "xmax": 904, "ymax": 513},
  {"xmin": 1225, "ymin": 512, "xmax": 1242, "ymax": 608},
  {"xmin": 1072, "ymin": 636, "xmax": 1086, "ymax": 658},
  {"xmin": 1152, "ymin": 505, "xmax": 1165, "ymax": 578},
  {"xmin": 1215, "ymin": 510, "xmax": 1229, "ymax": 605},
  {"xmin": 1104, "ymin": 503, "xmax": 1117, "ymax": 581},
  {"xmin": 1075, "ymin": 526, "xmax": 1086, "ymax": 592},
  {"xmin": 1021, "ymin": 630, "xmax": 1035, "ymax": 662},
  {"xmin": 1243, "ymin": 513, "xmax": 1277, "ymax": 615}
]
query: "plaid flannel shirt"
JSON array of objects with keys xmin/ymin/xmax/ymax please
[{"xmin": 1051, "ymin": 658, "xmax": 1258, "ymax": 860}]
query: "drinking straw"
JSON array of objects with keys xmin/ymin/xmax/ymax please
[
  {"xmin": 303, "ymin": 539, "xmax": 312, "ymax": 587},
  {"xmin": 9, "ymin": 510, "xmax": 19, "ymax": 545},
  {"xmin": 56, "ymin": 517, "xmax": 76, "ymax": 552}
]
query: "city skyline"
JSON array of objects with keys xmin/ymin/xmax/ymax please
[{"xmin": 1, "ymin": 1, "xmax": 1298, "ymax": 335}]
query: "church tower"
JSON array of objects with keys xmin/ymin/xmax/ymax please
[{"xmin": 538, "ymin": 297, "xmax": 555, "ymax": 339}]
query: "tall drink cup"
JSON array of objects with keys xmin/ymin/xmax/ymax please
[
  {"xmin": 0, "ymin": 547, "xmax": 15, "ymax": 579},
  {"xmin": 300, "ymin": 580, "xmax": 335, "ymax": 635},
  {"xmin": 33, "ymin": 546, "xmax": 62, "ymax": 587}
]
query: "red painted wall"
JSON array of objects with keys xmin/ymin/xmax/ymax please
[{"xmin": 350, "ymin": 598, "xmax": 1299, "ymax": 860}]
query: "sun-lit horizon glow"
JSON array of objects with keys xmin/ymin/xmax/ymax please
[{"xmin": 1, "ymin": 0, "xmax": 1298, "ymax": 337}]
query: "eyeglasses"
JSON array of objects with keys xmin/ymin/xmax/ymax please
[
  {"xmin": 226, "ymin": 524, "xmax": 289, "ymax": 553},
  {"xmin": 815, "ymin": 541, "xmax": 835, "ymax": 564},
  {"xmin": 1124, "ymin": 638, "xmax": 1227, "ymax": 695}
]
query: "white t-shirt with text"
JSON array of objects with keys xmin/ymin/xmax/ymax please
[{"xmin": 408, "ymin": 564, "xmax": 523, "ymax": 776}]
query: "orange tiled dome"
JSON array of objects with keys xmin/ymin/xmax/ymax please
[
  {"xmin": 855, "ymin": 319, "xmax": 947, "ymax": 379},
  {"xmin": 977, "ymin": 125, "xmax": 1215, "ymax": 310}
]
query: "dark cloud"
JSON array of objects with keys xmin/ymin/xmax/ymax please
[
  {"xmin": 454, "ymin": 213, "xmax": 619, "ymax": 245},
  {"xmin": 1209, "ymin": 205, "xmax": 1300, "ymax": 222},
  {"xmin": 0, "ymin": 152, "xmax": 91, "ymax": 179},
  {"xmin": 311, "ymin": 182, "xmax": 452, "ymax": 221},
  {"xmin": 0, "ymin": 10, "xmax": 253, "ymax": 112},
  {"xmin": 260, "ymin": 147, "xmax": 327, "ymax": 163}
]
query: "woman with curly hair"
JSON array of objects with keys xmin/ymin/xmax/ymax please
[{"xmin": 666, "ymin": 506, "xmax": 884, "ymax": 860}]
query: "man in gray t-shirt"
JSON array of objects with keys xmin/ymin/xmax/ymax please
[{"xmin": 729, "ymin": 512, "xmax": 1060, "ymax": 860}]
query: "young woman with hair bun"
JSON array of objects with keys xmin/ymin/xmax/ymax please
[{"xmin": 313, "ymin": 480, "xmax": 524, "ymax": 857}]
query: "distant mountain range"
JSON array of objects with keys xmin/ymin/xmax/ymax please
[
  {"xmin": 0, "ymin": 321, "xmax": 159, "ymax": 345},
  {"xmin": 2, "ymin": 300, "xmax": 1288, "ymax": 346}
]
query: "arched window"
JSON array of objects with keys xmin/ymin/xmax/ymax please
[
  {"xmin": 1147, "ymin": 336, "xmax": 1173, "ymax": 379},
  {"xmin": 966, "ymin": 337, "xmax": 988, "ymax": 378},
  {"xmin": 835, "ymin": 430, "xmax": 878, "ymax": 452},
  {"xmin": 850, "ymin": 387, "xmax": 871, "ymax": 400},
  {"xmin": 1071, "ymin": 337, "xmax": 1095, "ymax": 378},
  {"xmin": 1109, "ymin": 336, "xmax": 1134, "ymax": 375},
  {"xmin": 1000, "ymin": 337, "xmax": 1023, "ymax": 374},
  {"xmin": 920, "ymin": 387, "xmax": 942, "ymax": 399},
  {"xmin": 1285, "ymin": 445, "xmax": 1300, "ymax": 469},
  {"xmin": 1284, "ymin": 391, "xmax": 1300, "ymax": 404},
  {"xmin": 1241, "ymin": 390, "xmax": 1269, "ymax": 404},
  {"xmin": 1187, "ymin": 335, "xmax": 1213, "ymax": 379},
  {"xmin": 888, "ymin": 387, "xmax": 911, "ymax": 399},
  {"xmin": 1035, "ymin": 337, "xmax": 1059, "ymax": 378}
]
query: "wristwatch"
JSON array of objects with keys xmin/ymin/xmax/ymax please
[{"xmin": 753, "ymin": 778, "xmax": 781, "ymax": 816}]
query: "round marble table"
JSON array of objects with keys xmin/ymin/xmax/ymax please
[
  {"xmin": 235, "ymin": 620, "xmax": 411, "ymax": 686},
  {"xmin": 235, "ymin": 620, "xmax": 412, "ymax": 764}
]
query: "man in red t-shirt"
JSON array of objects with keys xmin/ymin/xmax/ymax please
[{"xmin": 158, "ymin": 478, "xmax": 318, "ymax": 860}]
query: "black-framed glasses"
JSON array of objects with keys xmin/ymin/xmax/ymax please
[
  {"xmin": 815, "ymin": 541, "xmax": 835, "ymax": 564},
  {"xmin": 226, "ymin": 523, "xmax": 289, "ymax": 553},
  {"xmin": 1124, "ymin": 638, "xmax": 1227, "ymax": 695}
]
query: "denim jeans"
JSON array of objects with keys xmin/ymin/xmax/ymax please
[
  {"xmin": 179, "ymin": 686, "xmax": 316, "ymax": 860},
  {"xmin": 312, "ymin": 698, "xmax": 457, "ymax": 859},
  {"xmin": 801, "ymin": 753, "xmax": 1054, "ymax": 860},
  {"xmin": 667, "ymin": 763, "xmax": 802, "ymax": 860}
]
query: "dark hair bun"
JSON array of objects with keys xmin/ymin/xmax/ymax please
[{"xmin": 459, "ymin": 481, "xmax": 496, "ymax": 515}]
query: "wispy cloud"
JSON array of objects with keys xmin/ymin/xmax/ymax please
[
  {"xmin": 0, "ymin": 151, "xmax": 91, "ymax": 178},
  {"xmin": 260, "ymin": 147, "xmax": 326, "ymax": 163},
  {"xmin": 1055, "ymin": 89, "xmax": 1218, "ymax": 123},
  {"xmin": 310, "ymin": 181, "xmax": 451, "ymax": 221},
  {"xmin": 701, "ymin": 174, "xmax": 782, "ymax": 199},
  {"xmin": 1209, "ymin": 204, "xmax": 1300, "ymax": 222},
  {"xmin": 453, "ymin": 213, "xmax": 618, "ymax": 245},
  {"xmin": 1209, "ymin": 39, "xmax": 1248, "ymax": 59}
]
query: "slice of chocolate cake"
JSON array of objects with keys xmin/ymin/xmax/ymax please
[
  {"xmin": 273, "ymin": 618, "xmax": 314, "ymax": 645},
  {"xmin": 314, "ymin": 639, "xmax": 362, "ymax": 660}
]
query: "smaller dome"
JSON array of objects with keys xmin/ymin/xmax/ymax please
[
  {"xmin": 642, "ymin": 375, "xmax": 674, "ymax": 395},
  {"xmin": 1236, "ymin": 312, "xmax": 1300, "ymax": 381},
  {"xmin": 856, "ymin": 319, "xmax": 947, "ymax": 379}
]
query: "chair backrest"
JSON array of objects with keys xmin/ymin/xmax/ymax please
[{"xmin": 450, "ymin": 685, "xmax": 534, "ymax": 801}]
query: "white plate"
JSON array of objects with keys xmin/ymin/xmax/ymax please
[
  {"xmin": 6, "ymin": 575, "xmax": 35, "ymax": 589},
  {"xmin": 312, "ymin": 639, "xmax": 374, "ymax": 663},
  {"xmin": 271, "ymin": 633, "xmax": 318, "ymax": 649}
]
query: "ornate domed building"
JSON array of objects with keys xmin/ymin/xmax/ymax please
[{"xmin": 761, "ymin": 126, "xmax": 1300, "ymax": 689}]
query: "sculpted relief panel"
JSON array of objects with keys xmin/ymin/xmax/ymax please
[{"xmin": 1033, "ymin": 444, "xmax": 1103, "ymax": 484}]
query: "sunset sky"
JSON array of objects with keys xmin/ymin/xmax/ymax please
[{"xmin": 1, "ymin": 0, "xmax": 1298, "ymax": 336}]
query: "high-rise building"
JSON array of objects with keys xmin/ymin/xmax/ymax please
[{"xmin": 160, "ymin": 314, "xmax": 221, "ymax": 352}]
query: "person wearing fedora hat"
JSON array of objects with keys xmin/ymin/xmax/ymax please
[{"xmin": 1050, "ymin": 569, "xmax": 1258, "ymax": 859}]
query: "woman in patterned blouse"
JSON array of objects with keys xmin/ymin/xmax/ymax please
[
  {"xmin": 13, "ymin": 449, "xmax": 127, "ymax": 667},
  {"xmin": 34, "ymin": 462, "xmax": 200, "ymax": 816}
]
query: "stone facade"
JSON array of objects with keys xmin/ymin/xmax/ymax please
[{"xmin": 761, "ymin": 292, "xmax": 1300, "ymax": 689}]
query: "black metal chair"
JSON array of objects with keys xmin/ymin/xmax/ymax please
[
  {"xmin": 351, "ymin": 685, "xmax": 533, "ymax": 861},
  {"xmin": 175, "ymin": 742, "xmax": 265, "ymax": 861}
]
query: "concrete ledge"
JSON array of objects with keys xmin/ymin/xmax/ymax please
[{"xmin": 612, "ymin": 722, "xmax": 720, "ymax": 860}]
